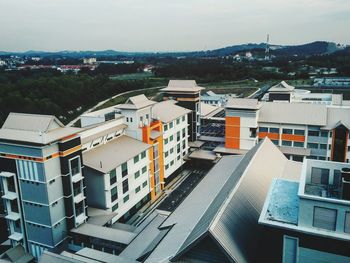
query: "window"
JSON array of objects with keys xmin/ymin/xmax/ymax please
[
  {"xmin": 169, "ymin": 122, "xmax": 173, "ymax": 129},
  {"xmin": 134, "ymin": 155, "xmax": 139, "ymax": 163},
  {"xmin": 165, "ymin": 164, "xmax": 169, "ymax": 170},
  {"xmin": 135, "ymin": 186, "xmax": 141, "ymax": 193},
  {"xmin": 182, "ymin": 128, "xmax": 186, "ymax": 138},
  {"xmin": 121, "ymin": 162, "xmax": 128, "ymax": 177},
  {"xmin": 146, "ymin": 114, "xmax": 149, "ymax": 120},
  {"xmin": 272, "ymin": 140, "xmax": 279, "ymax": 145},
  {"xmin": 311, "ymin": 167, "xmax": 329, "ymax": 185},
  {"xmin": 112, "ymin": 203, "xmax": 118, "ymax": 211},
  {"xmin": 170, "ymin": 148, "xmax": 174, "ymax": 154},
  {"xmin": 130, "ymin": 117, "xmax": 133, "ymax": 123},
  {"xmin": 259, "ymin": 127, "xmax": 268, "ymax": 133},
  {"xmin": 177, "ymin": 144, "xmax": 181, "ymax": 154},
  {"xmin": 282, "ymin": 128, "xmax": 293, "ymax": 134},
  {"xmin": 176, "ymin": 118, "xmax": 180, "ymax": 125},
  {"xmin": 142, "ymin": 181, "xmax": 147, "ymax": 188},
  {"xmin": 269, "ymin": 127, "xmax": 279, "ymax": 134},
  {"xmin": 170, "ymin": 135, "xmax": 174, "ymax": 141},
  {"xmin": 111, "ymin": 187, "xmax": 118, "ymax": 202},
  {"xmin": 110, "ymin": 169, "xmax": 117, "ymax": 185},
  {"xmin": 345, "ymin": 212, "xmax": 350, "ymax": 233},
  {"xmin": 182, "ymin": 116, "xmax": 185, "ymax": 122},
  {"xmin": 134, "ymin": 171, "xmax": 140, "ymax": 179},
  {"xmin": 333, "ymin": 170, "xmax": 341, "ymax": 187},
  {"xmin": 294, "ymin": 129, "xmax": 305, "ymax": 135},
  {"xmin": 182, "ymin": 141, "xmax": 186, "ymax": 149},
  {"xmin": 140, "ymin": 116, "xmax": 143, "ymax": 122},
  {"xmin": 177, "ymin": 131, "xmax": 181, "ymax": 141},
  {"xmin": 122, "ymin": 179, "xmax": 129, "ymax": 194},
  {"xmin": 320, "ymin": 144, "xmax": 327, "ymax": 150},
  {"xmin": 69, "ymin": 156, "xmax": 81, "ymax": 176},
  {"xmin": 308, "ymin": 130, "xmax": 320, "ymax": 137},
  {"xmin": 321, "ymin": 131, "xmax": 328, "ymax": 137},
  {"xmin": 141, "ymin": 151, "xmax": 146, "ymax": 159},
  {"xmin": 164, "ymin": 138, "xmax": 168, "ymax": 145},
  {"xmin": 170, "ymin": 160, "xmax": 174, "ymax": 166},
  {"xmin": 126, "ymin": 117, "xmax": 129, "ymax": 122},
  {"xmin": 293, "ymin": 141, "xmax": 304, "ymax": 148},
  {"xmin": 165, "ymin": 151, "xmax": 169, "ymax": 158},
  {"xmin": 164, "ymin": 124, "xmax": 168, "ymax": 131},
  {"xmin": 123, "ymin": 195, "xmax": 129, "ymax": 203},
  {"xmin": 282, "ymin": 140, "xmax": 292, "ymax": 146},
  {"xmin": 283, "ymin": 236, "xmax": 298, "ymax": 263},
  {"xmin": 313, "ymin": 207, "xmax": 337, "ymax": 231},
  {"xmin": 307, "ymin": 143, "xmax": 318, "ymax": 149},
  {"xmin": 250, "ymin": 128, "xmax": 257, "ymax": 138},
  {"xmin": 177, "ymin": 155, "xmax": 181, "ymax": 160},
  {"xmin": 142, "ymin": 166, "xmax": 147, "ymax": 174}
]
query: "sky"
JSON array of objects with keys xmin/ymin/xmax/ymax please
[{"xmin": 0, "ymin": 0, "xmax": 349, "ymax": 52}]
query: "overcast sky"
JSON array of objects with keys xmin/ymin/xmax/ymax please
[{"xmin": 0, "ymin": 0, "xmax": 349, "ymax": 52}]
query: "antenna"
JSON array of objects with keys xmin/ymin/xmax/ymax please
[{"xmin": 265, "ymin": 34, "xmax": 270, "ymax": 61}]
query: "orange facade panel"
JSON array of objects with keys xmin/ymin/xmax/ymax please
[
  {"xmin": 225, "ymin": 138, "xmax": 240, "ymax": 149},
  {"xmin": 281, "ymin": 134, "xmax": 305, "ymax": 142},
  {"xmin": 226, "ymin": 116, "xmax": 240, "ymax": 126},
  {"xmin": 258, "ymin": 132, "xmax": 279, "ymax": 140},
  {"xmin": 225, "ymin": 116, "xmax": 240, "ymax": 149}
]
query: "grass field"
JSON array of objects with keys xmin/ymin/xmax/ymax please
[{"xmin": 109, "ymin": 72, "xmax": 155, "ymax": 80}]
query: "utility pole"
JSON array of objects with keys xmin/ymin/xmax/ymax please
[{"xmin": 265, "ymin": 34, "xmax": 270, "ymax": 61}]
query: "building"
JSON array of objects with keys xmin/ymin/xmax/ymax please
[
  {"xmin": 161, "ymin": 80, "xmax": 204, "ymax": 142},
  {"xmin": 259, "ymin": 158, "xmax": 350, "ymax": 262},
  {"xmin": 151, "ymin": 100, "xmax": 190, "ymax": 182},
  {"xmin": 115, "ymin": 138, "xmax": 300, "ymax": 262},
  {"xmin": 82, "ymin": 58, "xmax": 97, "ymax": 65},
  {"xmin": 223, "ymin": 97, "xmax": 350, "ymax": 162},
  {"xmin": 0, "ymin": 113, "xmax": 87, "ymax": 259},
  {"xmin": 81, "ymin": 120, "xmax": 152, "ymax": 223},
  {"xmin": 314, "ymin": 77, "xmax": 350, "ymax": 88},
  {"xmin": 201, "ymin": 91, "xmax": 229, "ymax": 107}
]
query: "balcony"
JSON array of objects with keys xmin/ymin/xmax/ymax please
[
  {"xmin": 5, "ymin": 212, "xmax": 20, "ymax": 221},
  {"xmin": 8, "ymin": 232, "xmax": 23, "ymax": 242},
  {"xmin": 2, "ymin": 191, "xmax": 17, "ymax": 201}
]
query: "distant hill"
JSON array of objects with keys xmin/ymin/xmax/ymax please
[{"xmin": 0, "ymin": 41, "xmax": 347, "ymax": 59}]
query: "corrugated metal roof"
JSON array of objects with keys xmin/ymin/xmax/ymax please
[
  {"xmin": 226, "ymin": 98, "xmax": 261, "ymax": 110},
  {"xmin": 259, "ymin": 102, "xmax": 327, "ymax": 126},
  {"xmin": 268, "ymin": 81, "xmax": 295, "ymax": 92},
  {"xmin": 76, "ymin": 248, "xmax": 137, "ymax": 263},
  {"xmin": 161, "ymin": 80, "xmax": 204, "ymax": 93},
  {"xmin": 116, "ymin": 94, "xmax": 157, "ymax": 110},
  {"xmin": 152, "ymin": 100, "xmax": 190, "ymax": 123},
  {"xmin": 82, "ymin": 135, "xmax": 150, "ymax": 173},
  {"xmin": 323, "ymin": 106, "xmax": 350, "ymax": 130}
]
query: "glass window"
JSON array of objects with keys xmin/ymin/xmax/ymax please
[
  {"xmin": 111, "ymin": 187, "xmax": 118, "ymax": 202},
  {"xmin": 308, "ymin": 130, "xmax": 320, "ymax": 137},
  {"xmin": 294, "ymin": 129, "xmax": 305, "ymax": 135},
  {"xmin": 121, "ymin": 162, "xmax": 128, "ymax": 177},
  {"xmin": 69, "ymin": 157, "xmax": 81, "ymax": 176},
  {"xmin": 134, "ymin": 171, "xmax": 140, "ymax": 179},
  {"xmin": 135, "ymin": 186, "xmax": 141, "ymax": 193},
  {"xmin": 169, "ymin": 122, "xmax": 173, "ymax": 129},
  {"xmin": 294, "ymin": 141, "xmax": 304, "ymax": 147},
  {"xmin": 282, "ymin": 140, "xmax": 292, "ymax": 146},
  {"xmin": 134, "ymin": 155, "xmax": 139, "ymax": 163},
  {"xmin": 164, "ymin": 138, "xmax": 168, "ymax": 145},
  {"xmin": 177, "ymin": 155, "xmax": 181, "ymax": 160},
  {"xmin": 177, "ymin": 131, "xmax": 181, "ymax": 141},
  {"xmin": 320, "ymin": 144, "xmax": 327, "ymax": 150},
  {"xmin": 176, "ymin": 118, "xmax": 180, "ymax": 125},
  {"xmin": 170, "ymin": 160, "xmax": 174, "ymax": 166},
  {"xmin": 164, "ymin": 124, "xmax": 168, "ymax": 132},
  {"xmin": 170, "ymin": 135, "xmax": 174, "ymax": 141},
  {"xmin": 110, "ymin": 169, "xmax": 117, "ymax": 185},
  {"xmin": 141, "ymin": 151, "xmax": 146, "ymax": 159},
  {"xmin": 142, "ymin": 166, "xmax": 147, "ymax": 174},
  {"xmin": 123, "ymin": 195, "xmax": 129, "ymax": 203},
  {"xmin": 170, "ymin": 148, "xmax": 174, "ymax": 154},
  {"xmin": 259, "ymin": 127, "xmax": 268, "ymax": 133},
  {"xmin": 130, "ymin": 117, "xmax": 133, "ymax": 123},
  {"xmin": 142, "ymin": 181, "xmax": 148, "ymax": 188},
  {"xmin": 165, "ymin": 151, "xmax": 169, "ymax": 158},
  {"xmin": 165, "ymin": 164, "xmax": 169, "ymax": 170},
  {"xmin": 272, "ymin": 140, "xmax": 279, "ymax": 145},
  {"xmin": 282, "ymin": 128, "xmax": 293, "ymax": 134},
  {"xmin": 311, "ymin": 167, "xmax": 329, "ymax": 185},
  {"xmin": 269, "ymin": 127, "xmax": 279, "ymax": 134},
  {"xmin": 112, "ymin": 203, "xmax": 118, "ymax": 211},
  {"xmin": 307, "ymin": 143, "xmax": 318, "ymax": 149},
  {"xmin": 313, "ymin": 207, "xmax": 337, "ymax": 231},
  {"xmin": 122, "ymin": 179, "xmax": 129, "ymax": 194},
  {"xmin": 345, "ymin": 212, "xmax": 350, "ymax": 234},
  {"xmin": 283, "ymin": 236, "xmax": 298, "ymax": 263},
  {"xmin": 321, "ymin": 131, "xmax": 328, "ymax": 137}
]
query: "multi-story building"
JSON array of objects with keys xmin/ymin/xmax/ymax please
[
  {"xmin": 259, "ymin": 158, "xmax": 350, "ymax": 262},
  {"xmin": 81, "ymin": 119, "xmax": 152, "ymax": 223},
  {"xmin": 223, "ymin": 97, "xmax": 350, "ymax": 162},
  {"xmin": 152, "ymin": 100, "xmax": 190, "ymax": 182},
  {"xmin": 0, "ymin": 113, "xmax": 87, "ymax": 259},
  {"xmin": 161, "ymin": 80, "xmax": 204, "ymax": 142}
]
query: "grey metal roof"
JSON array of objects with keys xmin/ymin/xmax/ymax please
[
  {"xmin": 268, "ymin": 81, "xmax": 295, "ymax": 92},
  {"xmin": 146, "ymin": 138, "xmax": 301, "ymax": 263},
  {"xmin": 152, "ymin": 100, "xmax": 190, "ymax": 123},
  {"xmin": 323, "ymin": 106, "xmax": 350, "ymax": 130},
  {"xmin": 39, "ymin": 251, "xmax": 85, "ymax": 263},
  {"xmin": 259, "ymin": 102, "xmax": 328, "ymax": 126},
  {"xmin": 82, "ymin": 135, "xmax": 150, "ymax": 173},
  {"xmin": 0, "ymin": 113, "xmax": 80, "ymax": 145},
  {"xmin": 80, "ymin": 123, "xmax": 127, "ymax": 144},
  {"xmin": 116, "ymin": 94, "xmax": 157, "ymax": 110},
  {"xmin": 226, "ymin": 98, "xmax": 261, "ymax": 110},
  {"xmin": 76, "ymin": 248, "xmax": 138, "ymax": 263},
  {"xmin": 161, "ymin": 80, "xmax": 204, "ymax": 93},
  {"xmin": 70, "ymin": 223, "xmax": 136, "ymax": 245}
]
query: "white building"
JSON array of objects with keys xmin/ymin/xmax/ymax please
[{"xmin": 152, "ymin": 100, "xmax": 190, "ymax": 181}]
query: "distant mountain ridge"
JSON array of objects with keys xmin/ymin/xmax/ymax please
[{"xmin": 0, "ymin": 41, "xmax": 347, "ymax": 58}]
